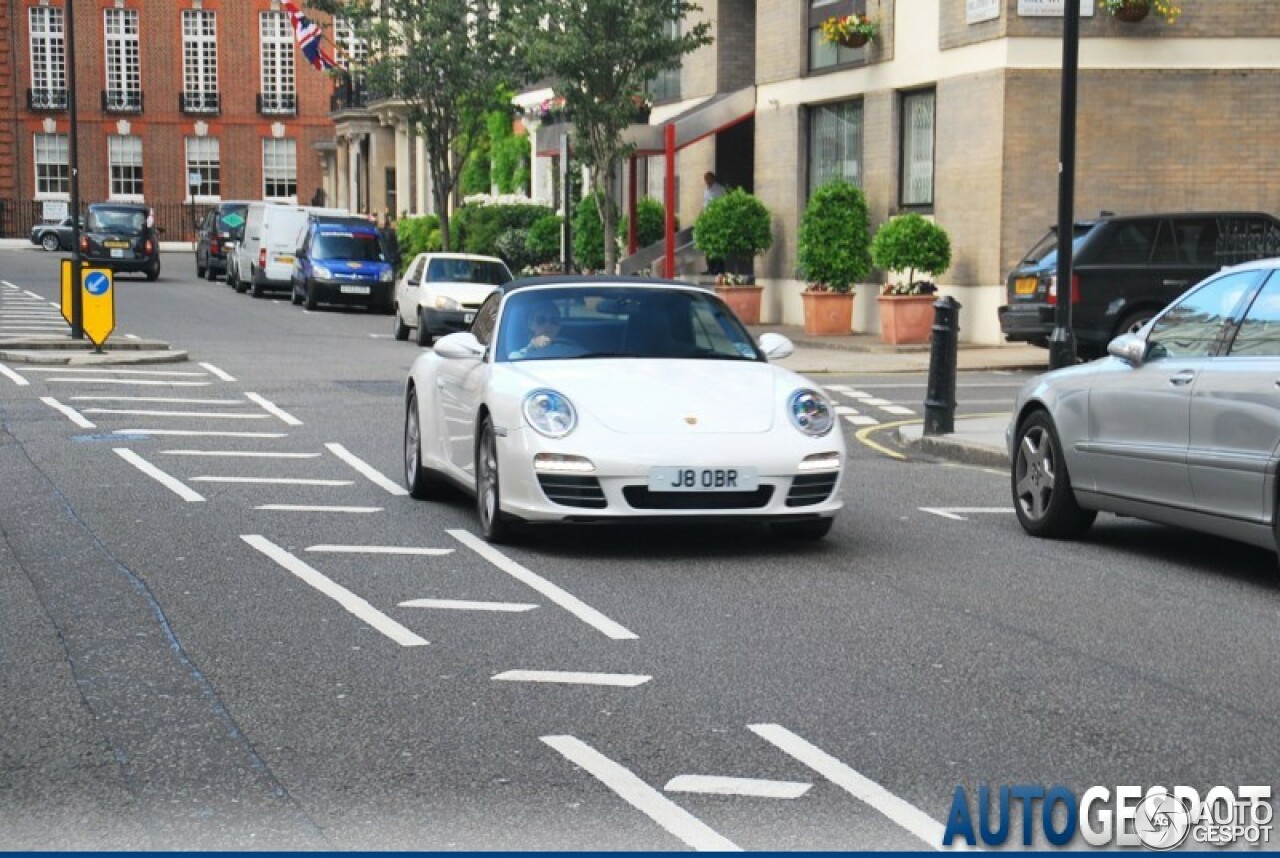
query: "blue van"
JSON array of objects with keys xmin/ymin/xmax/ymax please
[{"xmin": 291, "ymin": 218, "xmax": 394, "ymax": 312}]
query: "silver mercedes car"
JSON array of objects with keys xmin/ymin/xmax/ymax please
[{"xmin": 1008, "ymin": 258, "xmax": 1280, "ymax": 563}]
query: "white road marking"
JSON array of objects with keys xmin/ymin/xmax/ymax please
[
  {"xmin": 240, "ymin": 535, "xmax": 427, "ymax": 647},
  {"xmin": 23, "ymin": 367, "xmax": 208, "ymax": 376},
  {"xmin": 199, "ymin": 362, "xmax": 236, "ymax": 382},
  {"xmin": 881, "ymin": 405, "xmax": 916, "ymax": 416},
  {"xmin": 83, "ymin": 408, "xmax": 269, "ymax": 420},
  {"xmin": 23, "ymin": 290, "xmax": 43, "ymax": 300},
  {"xmin": 255, "ymin": 504, "xmax": 383, "ymax": 513},
  {"xmin": 663, "ymin": 775, "xmax": 812, "ymax": 799},
  {"xmin": 325, "ymin": 442, "xmax": 408, "ymax": 496},
  {"xmin": 748, "ymin": 723, "xmax": 962, "ymax": 851},
  {"xmin": 450, "ymin": 529, "xmax": 637, "ymax": 641},
  {"xmin": 191, "ymin": 476, "xmax": 354, "ymax": 486},
  {"xmin": 843, "ymin": 415, "xmax": 879, "ymax": 427},
  {"xmin": 0, "ymin": 363, "xmax": 28, "ymax": 386},
  {"xmin": 495, "ymin": 670, "xmax": 648, "ymax": 685},
  {"xmin": 113, "ymin": 448, "xmax": 205, "ymax": 502},
  {"xmin": 0, "ymin": 281, "xmax": 19, "ymax": 288},
  {"xmin": 823, "ymin": 385, "xmax": 854, "ymax": 393},
  {"xmin": 114, "ymin": 429, "xmax": 287, "ymax": 438},
  {"xmin": 123, "ymin": 333, "xmax": 140, "ymax": 340},
  {"xmin": 308, "ymin": 545, "xmax": 453, "ymax": 556},
  {"xmin": 40, "ymin": 396, "xmax": 95, "ymax": 428},
  {"xmin": 71, "ymin": 396, "xmax": 246, "ymax": 405},
  {"xmin": 919, "ymin": 507, "xmax": 1013, "ymax": 521},
  {"xmin": 862, "ymin": 397, "xmax": 894, "ymax": 406},
  {"xmin": 162, "ymin": 450, "xmax": 321, "ymax": 459},
  {"xmin": 845, "ymin": 391, "xmax": 874, "ymax": 399},
  {"xmin": 401, "ymin": 599, "xmax": 537, "ymax": 613},
  {"xmin": 542, "ymin": 735, "xmax": 740, "ymax": 851},
  {"xmin": 368, "ymin": 333, "xmax": 393, "ymax": 339},
  {"xmin": 47, "ymin": 378, "xmax": 212, "ymax": 386},
  {"xmin": 245, "ymin": 392, "xmax": 303, "ymax": 426},
  {"xmin": 834, "ymin": 406, "xmax": 860, "ymax": 415}
]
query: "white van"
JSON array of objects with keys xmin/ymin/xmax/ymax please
[{"xmin": 235, "ymin": 203, "xmax": 350, "ymax": 297}]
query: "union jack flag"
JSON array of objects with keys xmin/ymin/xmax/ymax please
[{"xmin": 282, "ymin": 2, "xmax": 338, "ymax": 71}]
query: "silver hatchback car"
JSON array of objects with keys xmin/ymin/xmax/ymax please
[{"xmin": 1008, "ymin": 257, "xmax": 1280, "ymax": 563}]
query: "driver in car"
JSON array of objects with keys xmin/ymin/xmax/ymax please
[{"xmin": 508, "ymin": 302, "xmax": 563, "ymax": 359}]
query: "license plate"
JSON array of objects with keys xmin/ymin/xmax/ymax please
[
  {"xmin": 110, "ymin": 248, "xmax": 125, "ymax": 258},
  {"xmin": 276, "ymin": 255, "xmax": 294, "ymax": 265},
  {"xmin": 1014, "ymin": 276, "xmax": 1038, "ymax": 295},
  {"xmin": 464, "ymin": 312, "xmax": 476, "ymax": 324},
  {"xmin": 104, "ymin": 240, "xmax": 130, "ymax": 249},
  {"xmin": 648, "ymin": 466, "xmax": 758, "ymax": 492},
  {"xmin": 340, "ymin": 284, "xmax": 370, "ymax": 295}
]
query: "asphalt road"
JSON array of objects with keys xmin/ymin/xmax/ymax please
[{"xmin": 1, "ymin": 249, "xmax": 1277, "ymax": 850}]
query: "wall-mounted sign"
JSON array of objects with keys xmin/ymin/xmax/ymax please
[
  {"xmin": 968, "ymin": 0, "xmax": 1001, "ymax": 24},
  {"xmin": 1018, "ymin": 0, "xmax": 1095, "ymax": 15}
]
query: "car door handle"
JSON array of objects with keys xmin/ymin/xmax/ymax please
[
  {"xmin": 1162, "ymin": 279, "xmax": 1189, "ymax": 287},
  {"xmin": 1169, "ymin": 369, "xmax": 1196, "ymax": 386}
]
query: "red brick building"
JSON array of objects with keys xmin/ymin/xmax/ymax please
[{"xmin": 0, "ymin": 0, "xmax": 338, "ymax": 240}]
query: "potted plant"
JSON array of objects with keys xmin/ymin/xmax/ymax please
[
  {"xmin": 694, "ymin": 188, "xmax": 772, "ymax": 325},
  {"xmin": 1099, "ymin": 0, "xmax": 1180, "ymax": 24},
  {"xmin": 819, "ymin": 13, "xmax": 878, "ymax": 49},
  {"xmin": 797, "ymin": 180, "xmax": 872, "ymax": 336},
  {"xmin": 870, "ymin": 213, "xmax": 952, "ymax": 345}
]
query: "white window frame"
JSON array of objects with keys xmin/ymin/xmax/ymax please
[
  {"xmin": 104, "ymin": 8, "xmax": 141, "ymax": 109},
  {"xmin": 34, "ymin": 133, "xmax": 70, "ymax": 200},
  {"xmin": 259, "ymin": 11, "xmax": 296, "ymax": 113},
  {"xmin": 332, "ymin": 16, "xmax": 368, "ymax": 70},
  {"xmin": 185, "ymin": 137, "xmax": 221, "ymax": 203},
  {"xmin": 900, "ymin": 89, "xmax": 936, "ymax": 208},
  {"xmin": 108, "ymin": 134, "xmax": 144, "ymax": 201},
  {"xmin": 182, "ymin": 9, "xmax": 218, "ymax": 112},
  {"xmin": 262, "ymin": 138, "xmax": 297, "ymax": 202},
  {"xmin": 29, "ymin": 7, "xmax": 67, "ymax": 106}
]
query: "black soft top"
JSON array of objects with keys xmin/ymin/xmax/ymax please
[{"xmin": 502, "ymin": 274, "xmax": 712, "ymax": 295}]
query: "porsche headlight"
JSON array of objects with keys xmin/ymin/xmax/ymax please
[
  {"xmin": 523, "ymin": 389, "xmax": 577, "ymax": 438},
  {"xmin": 434, "ymin": 294, "xmax": 463, "ymax": 311},
  {"xmin": 313, "ymin": 263, "xmax": 333, "ymax": 280},
  {"xmin": 788, "ymin": 389, "xmax": 834, "ymax": 437}
]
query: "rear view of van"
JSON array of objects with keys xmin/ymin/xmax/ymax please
[{"xmin": 240, "ymin": 204, "xmax": 349, "ymax": 298}]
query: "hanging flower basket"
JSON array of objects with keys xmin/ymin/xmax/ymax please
[
  {"xmin": 837, "ymin": 32, "xmax": 869, "ymax": 49},
  {"xmin": 1114, "ymin": 2, "xmax": 1150, "ymax": 22},
  {"xmin": 1101, "ymin": 0, "xmax": 1179, "ymax": 24},
  {"xmin": 820, "ymin": 14, "xmax": 877, "ymax": 50}
]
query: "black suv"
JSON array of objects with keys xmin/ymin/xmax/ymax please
[
  {"xmin": 81, "ymin": 203, "xmax": 161, "ymax": 280},
  {"xmin": 998, "ymin": 211, "xmax": 1280, "ymax": 358},
  {"xmin": 194, "ymin": 201, "xmax": 250, "ymax": 282}
]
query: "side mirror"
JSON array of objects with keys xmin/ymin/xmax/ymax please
[
  {"xmin": 1107, "ymin": 332, "xmax": 1147, "ymax": 366},
  {"xmin": 433, "ymin": 331, "xmax": 485, "ymax": 359},
  {"xmin": 757, "ymin": 332, "xmax": 795, "ymax": 360}
]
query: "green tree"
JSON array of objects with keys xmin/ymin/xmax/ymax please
[
  {"xmin": 526, "ymin": 0, "xmax": 712, "ymax": 272},
  {"xmin": 870, "ymin": 213, "xmax": 952, "ymax": 293},
  {"xmin": 572, "ymin": 192, "xmax": 609, "ymax": 272},
  {"xmin": 620, "ymin": 198, "xmax": 673, "ymax": 250},
  {"xmin": 693, "ymin": 189, "xmax": 772, "ymax": 273},
  {"xmin": 797, "ymin": 180, "xmax": 872, "ymax": 293}
]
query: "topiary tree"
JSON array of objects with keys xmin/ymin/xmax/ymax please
[
  {"xmin": 396, "ymin": 214, "xmax": 442, "ymax": 260},
  {"xmin": 693, "ymin": 189, "xmax": 773, "ymax": 276},
  {"xmin": 797, "ymin": 180, "xmax": 872, "ymax": 293},
  {"xmin": 620, "ymin": 197, "xmax": 674, "ymax": 250},
  {"xmin": 526, "ymin": 214, "xmax": 564, "ymax": 268},
  {"xmin": 573, "ymin": 192, "xmax": 611, "ymax": 272},
  {"xmin": 871, "ymin": 213, "xmax": 952, "ymax": 295}
]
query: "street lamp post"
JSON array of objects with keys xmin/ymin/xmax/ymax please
[
  {"xmin": 188, "ymin": 172, "xmax": 202, "ymax": 247},
  {"xmin": 1048, "ymin": 0, "xmax": 1081, "ymax": 370},
  {"xmin": 66, "ymin": 0, "xmax": 83, "ymax": 340}
]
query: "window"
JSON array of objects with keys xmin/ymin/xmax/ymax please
[
  {"xmin": 34, "ymin": 134, "xmax": 70, "ymax": 198},
  {"xmin": 649, "ymin": 17, "xmax": 681, "ymax": 102},
  {"xmin": 259, "ymin": 12, "xmax": 296, "ymax": 114},
  {"xmin": 29, "ymin": 7, "xmax": 67, "ymax": 110},
  {"xmin": 1094, "ymin": 220, "xmax": 1159, "ymax": 265},
  {"xmin": 263, "ymin": 138, "xmax": 297, "ymax": 201},
  {"xmin": 808, "ymin": 0, "xmax": 866, "ymax": 71},
  {"xmin": 186, "ymin": 137, "xmax": 220, "ymax": 200},
  {"xmin": 104, "ymin": 8, "xmax": 141, "ymax": 111},
  {"xmin": 1229, "ymin": 274, "xmax": 1280, "ymax": 358},
  {"xmin": 108, "ymin": 135, "xmax": 144, "ymax": 199},
  {"xmin": 182, "ymin": 10, "xmax": 219, "ymax": 113},
  {"xmin": 900, "ymin": 89, "xmax": 935, "ymax": 208},
  {"xmin": 332, "ymin": 16, "xmax": 368, "ymax": 69},
  {"xmin": 1147, "ymin": 271, "xmax": 1258, "ymax": 360},
  {"xmin": 808, "ymin": 100, "xmax": 863, "ymax": 196}
]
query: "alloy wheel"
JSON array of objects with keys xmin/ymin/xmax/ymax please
[{"xmin": 1014, "ymin": 424, "xmax": 1056, "ymax": 522}]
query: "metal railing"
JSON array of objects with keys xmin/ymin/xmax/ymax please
[
  {"xmin": 257, "ymin": 92, "xmax": 297, "ymax": 116},
  {"xmin": 27, "ymin": 88, "xmax": 68, "ymax": 111},
  {"xmin": 102, "ymin": 89, "xmax": 144, "ymax": 113},
  {"xmin": 0, "ymin": 199, "xmax": 218, "ymax": 244},
  {"xmin": 179, "ymin": 91, "xmax": 221, "ymax": 115}
]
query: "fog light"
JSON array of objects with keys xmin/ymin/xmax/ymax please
[
  {"xmin": 797, "ymin": 452, "xmax": 841, "ymax": 471},
  {"xmin": 533, "ymin": 453, "xmax": 596, "ymax": 473}
]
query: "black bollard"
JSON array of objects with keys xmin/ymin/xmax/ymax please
[{"xmin": 924, "ymin": 295, "xmax": 962, "ymax": 436}]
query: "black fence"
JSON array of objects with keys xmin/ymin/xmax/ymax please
[{"xmin": 0, "ymin": 200, "xmax": 219, "ymax": 243}]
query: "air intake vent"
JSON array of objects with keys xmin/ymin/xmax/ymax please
[
  {"xmin": 537, "ymin": 474, "xmax": 607, "ymax": 509},
  {"xmin": 786, "ymin": 473, "xmax": 838, "ymax": 507}
]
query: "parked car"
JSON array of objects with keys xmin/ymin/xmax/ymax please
[
  {"xmin": 194, "ymin": 201, "xmax": 251, "ymax": 281},
  {"xmin": 393, "ymin": 252, "xmax": 514, "ymax": 346},
  {"xmin": 1008, "ymin": 257, "xmax": 1280, "ymax": 564},
  {"xmin": 998, "ymin": 211, "xmax": 1280, "ymax": 359},
  {"xmin": 402, "ymin": 276, "xmax": 845, "ymax": 542},
  {"xmin": 290, "ymin": 217, "xmax": 394, "ymax": 312},
  {"xmin": 81, "ymin": 203, "xmax": 161, "ymax": 280},
  {"xmin": 231, "ymin": 202, "xmax": 349, "ymax": 296},
  {"xmin": 29, "ymin": 216, "xmax": 82, "ymax": 252}
]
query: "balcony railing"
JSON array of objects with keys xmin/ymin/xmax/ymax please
[
  {"xmin": 179, "ymin": 91, "xmax": 221, "ymax": 115},
  {"xmin": 102, "ymin": 89, "xmax": 143, "ymax": 113},
  {"xmin": 257, "ymin": 92, "xmax": 297, "ymax": 116},
  {"xmin": 27, "ymin": 88, "xmax": 69, "ymax": 111},
  {"xmin": 330, "ymin": 79, "xmax": 370, "ymax": 113}
]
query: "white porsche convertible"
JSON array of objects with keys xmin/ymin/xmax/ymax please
[{"xmin": 403, "ymin": 277, "xmax": 846, "ymax": 542}]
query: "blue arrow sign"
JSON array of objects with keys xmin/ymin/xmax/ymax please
[{"xmin": 84, "ymin": 271, "xmax": 110, "ymax": 296}]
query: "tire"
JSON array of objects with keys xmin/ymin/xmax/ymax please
[
  {"xmin": 233, "ymin": 268, "xmax": 248, "ymax": 294},
  {"xmin": 1115, "ymin": 308, "xmax": 1156, "ymax": 340},
  {"xmin": 1011, "ymin": 410, "xmax": 1096, "ymax": 539},
  {"xmin": 303, "ymin": 279, "xmax": 318, "ymax": 310},
  {"xmin": 196, "ymin": 256, "xmax": 207, "ymax": 278},
  {"xmin": 290, "ymin": 281, "xmax": 303, "ymax": 305},
  {"xmin": 416, "ymin": 308, "xmax": 434, "ymax": 347},
  {"xmin": 770, "ymin": 518, "xmax": 834, "ymax": 541},
  {"xmin": 476, "ymin": 416, "xmax": 518, "ymax": 543},
  {"xmin": 251, "ymin": 276, "xmax": 264, "ymax": 299},
  {"xmin": 205, "ymin": 262, "xmax": 217, "ymax": 282},
  {"xmin": 393, "ymin": 306, "xmax": 410, "ymax": 341},
  {"xmin": 404, "ymin": 387, "xmax": 448, "ymax": 500},
  {"xmin": 145, "ymin": 259, "xmax": 160, "ymax": 282},
  {"xmin": 41, "ymin": 233, "xmax": 60, "ymax": 252}
]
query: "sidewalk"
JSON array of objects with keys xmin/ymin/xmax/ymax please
[
  {"xmin": 895, "ymin": 415, "xmax": 1009, "ymax": 468},
  {"xmin": 0, "ymin": 335, "xmax": 187, "ymax": 366}
]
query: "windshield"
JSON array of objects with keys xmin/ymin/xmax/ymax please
[
  {"xmin": 312, "ymin": 232, "xmax": 386, "ymax": 262},
  {"xmin": 88, "ymin": 207, "xmax": 147, "ymax": 235},
  {"xmin": 497, "ymin": 286, "xmax": 763, "ymax": 363},
  {"xmin": 1019, "ymin": 225, "xmax": 1092, "ymax": 268},
  {"xmin": 426, "ymin": 258, "xmax": 512, "ymax": 286}
]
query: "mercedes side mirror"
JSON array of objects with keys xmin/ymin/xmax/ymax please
[{"xmin": 1107, "ymin": 333, "xmax": 1148, "ymax": 366}]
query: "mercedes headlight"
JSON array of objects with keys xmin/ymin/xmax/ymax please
[
  {"xmin": 313, "ymin": 263, "xmax": 333, "ymax": 280},
  {"xmin": 523, "ymin": 389, "xmax": 577, "ymax": 438},
  {"xmin": 788, "ymin": 389, "xmax": 834, "ymax": 437},
  {"xmin": 434, "ymin": 294, "xmax": 463, "ymax": 311}
]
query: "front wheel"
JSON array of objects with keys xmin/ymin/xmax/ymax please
[
  {"xmin": 476, "ymin": 416, "xmax": 518, "ymax": 543},
  {"xmin": 303, "ymin": 280, "xmax": 317, "ymax": 310},
  {"xmin": 393, "ymin": 307, "xmax": 410, "ymax": 341},
  {"xmin": 1115, "ymin": 308, "xmax": 1156, "ymax": 340},
  {"xmin": 1011, "ymin": 410, "xmax": 1096, "ymax": 539},
  {"xmin": 404, "ymin": 388, "xmax": 448, "ymax": 499},
  {"xmin": 42, "ymin": 233, "xmax": 61, "ymax": 252},
  {"xmin": 416, "ymin": 308, "xmax": 434, "ymax": 347}
]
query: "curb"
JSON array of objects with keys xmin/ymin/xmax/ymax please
[
  {"xmin": 0, "ymin": 348, "xmax": 189, "ymax": 366},
  {"xmin": 894, "ymin": 426, "xmax": 1008, "ymax": 468}
]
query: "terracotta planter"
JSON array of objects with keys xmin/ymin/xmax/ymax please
[
  {"xmin": 877, "ymin": 294, "xmax": 936, "ymax": 345},
  {"xmin": 837, "ymin": 32, "xmax": 869, "ymax": 48},
  {"xmin": 801, "ymin": 290, "xmax": 855, "ymax": 336},
  {"xmin": 1112, "ymin": 1, "xmax": 1150, "ymax": 22},
  {"xmin": 714, "ymin": 284, "xmax": 764, "ymax": 325}
]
